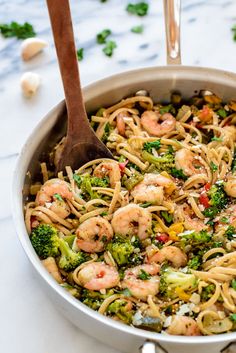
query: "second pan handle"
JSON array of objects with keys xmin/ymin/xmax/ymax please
[{"xmin": 163, "ymin": 0, "xmax": 181, "ymax": 65}]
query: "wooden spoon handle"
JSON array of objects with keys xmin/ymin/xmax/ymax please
[{"xmin": 46, "ymin": 0, "xmax": 90, "ymax": 141}]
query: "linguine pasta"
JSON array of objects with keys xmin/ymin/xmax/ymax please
[{"xmin": 25, "ymin": 91, "xmax": 236, "ymax": 336}]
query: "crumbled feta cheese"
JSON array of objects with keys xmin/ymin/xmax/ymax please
[
  {"xmin": 176, "ymin": 304, "xmax": 191, "ymax": 316},
  {"xmin": 45, "ymin": 202, "xmax": 52, "ymax": 208},
  {"xmin": 163, "ymin": 316, "xmax": 172, "ymax": 328},
  {"xmin": 189, "ymin": 293, "xmax": 201, "ymax": 305},
  {"xmin": 132, "ymin": 311, "xmax": 143, "ymax": 326}
]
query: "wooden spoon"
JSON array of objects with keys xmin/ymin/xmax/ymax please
[{"xmin": 46, "ymin": 0, "xmax": 113, "ymax": 173}]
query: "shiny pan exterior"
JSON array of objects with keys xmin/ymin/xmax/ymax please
[{"xmin": 12, "ymin": 66, "xmax": 236, "ymax": 353}]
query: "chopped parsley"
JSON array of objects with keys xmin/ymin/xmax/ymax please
[
  {"xmin": 220, "ymin": 216, "xmax": 229, "ymax": 224},
  {"xmin": 211, "ymin": 136, "xmax": 223, "ymax": 142},
  {"xmin": 76, "ymin": 48, "xmax": 84, "ymax": 61},
  {"xmin": 140, "ymin": 202, "xmax": 152, "ymax": 208},
  {"xmin": 53, "ymin": 193, "xmax": 63, "ymax": 201},
  {"xmin": 137, "ymin": 269, "xmax": 151, "ymax": 280},
  {"xmin": 143, "ymin": 139, "xmax": 161, "ymax": 153},
  {"xmin": 96, "ymin": 29, "xmax": 111, "ymax": 44},
  {"xmin": 0, "ymin": 21, "xmax": 36, "ymax": 39},
  {"xmin": 225, "ymin": 226, "xmax": 236, "ymax": 240},
  {"xmin": 131, "ymin": 25, "xmax": 144, "ymax": 34},
  {"xmin": 159, "ymin": 104, "xmax": 173, "ymax": 114},
  {"xmin": 170, "ymin": 167, "xmax": 188, "ymax": 181},
  {"xmin": 231, "ymin": 279, "xmax": 236, "ymax": 290},
  {"xmin": 126, "ymin": 2, "xmax": 149, "ymax": 16},
  {"xmin": 160, "ymin": 211, "xmax": 173, "ymax": 225},
  {"xmin": 103, "ymin": 40, "xmax": 117, "ymax": 57},
  {"xmin": 230, "ymin": 313, "xmax": 236, "ymax": 322},
  {"xmin": 217, "ymin": 108, "xmax": 227, "ymax": 118},
  {"xmin": 210, "ymin": 161, "xmax": 218, "ymax": 172}
]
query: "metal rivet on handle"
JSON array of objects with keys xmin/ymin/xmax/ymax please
[
  {"xmin": 139, "ymin": 341, "xmax": 168, "ymax": 353},
  {"xmin": 221, "ymin": 342, "xmax": 236, "ymax": 353}
]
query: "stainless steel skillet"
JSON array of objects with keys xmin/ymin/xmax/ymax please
[{"xmin": 12, "ymin": 1, "xmax": 236, "ymax": 352}]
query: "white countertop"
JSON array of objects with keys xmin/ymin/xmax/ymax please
[{"xmin": 1, "ymin": 1, "xmax": 236, "ymax": 352}]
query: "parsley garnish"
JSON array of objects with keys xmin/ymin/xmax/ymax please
[
  {"xmin": 76, "ymin": 48, "xmax": 84, "ymax": 61},
  {"xmin": 232, "ymin": 25, "xmax": 236, "ymax": 41},
  {"xmin": 159, "ymin": 104, "xmax": 173, "ymax": 114},
  {"xmin": 231, "ymin": 279, "xmax": 236, "ymax": 290},
  {"xmin": 220, "ymin": 216, "xmax": 229, "ymax": 224},
  {"xmin": 217, "ymin": 108, "xmax": 227, "ymax": 118},
  {"xmin": 211, "ymin": 136, "xmax": 223, "ymax": 142},
  {"xmin": 143, "ymin": 139, "xmax": 161, "ymax": 153},
  {"xmin": 96, "ymin": 29, "xmax": 111, "ymax": 44},
  {"xmin": 137, "ymin": 269, "xmax": 151, "ymax": 280},
  {"xmin": 131, "ymin": 25, "xmax": 144, "ymax": 34},
  {"xmin": 54, "ymin": 193, "xmax": 63, "ymax": 201},
  {"xmin": 170, "ymin": 167, "xmax": 188, "ymax": 181},
  {"xmin": 103, "ymin": 40, "xmax": 117, "ymax": 57},
  {"xmin": 126, "ymin": 2, "xmax": 149, "ymax": 16},
  {"xmin": 210, "ymin": 161, "xmax": 218, "ymax": 172},
  {"xmin": 0, "ymin": 21, "xmax": 36, "ymax": 39},
  {"xmin": 160, "ymin": 211, "xmax": 173, "ymax": 225},
  {"xmin": 230, "ymin": 313, "xmax": 236, "ymax": 322}
]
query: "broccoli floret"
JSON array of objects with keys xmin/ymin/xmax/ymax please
[
  {"xmin": 225, "ymin": 226, "xmax": 236, "ymax": 240},
  {"xmin": 143, "ymin": 139, "xmax": 161, "ymax": 153},
  {"xmin": 201, "ymin": 284, "xmax": 215, "ymax": 301},
  {"xmin": 58, "ymin": 238, "xmax": 88, "ymax": 272},
  {"xmin": 123, "ymin": 173, "xmax": 144, "ymax": 191},
  {"xmin": 142, "ymin": 150, "xmax": 175, "ymax": 173},
  {"xmin": 187, "ymin": 255, "xmax": 201, "ymax": 270},
  {"xmin": 73, "ymin": 174, "xmax": 109, "ymax": 198},
  {"xmin": 203, "ymin": 183, "xmax": 228, "ymax": 219},
  {"xmin": 30, "ymin": 224, "xmax": 60, "ymax": 259},
  {"xmin": 180, "ymin": 230, "xmax": 212, "ymax": 247},
  {"xmin": 159, "ymin": 267, "xmax": 197, "ymax": 298},
  {"xmin": 106, "ymin": 235, "xmax": 135, "ymax": 266},
  {"xmin": 107, "ymin": 299, "xmax": 133, "ymax": 324},
  {"xmin": 81, "ymin": 289, "xmax": 114, "ymax": 310}
]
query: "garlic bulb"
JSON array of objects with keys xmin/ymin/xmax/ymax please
[
  {"xmin": 21, "ymin": 37, "xmax": 48, "ymax": 61},
  {"xmin": 20, "ymin": 72, "xmax": 41, "ymax": 98}
]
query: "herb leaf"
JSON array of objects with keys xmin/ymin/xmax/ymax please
[
  {"xmin": 170, "ymin": 167, "xmax": 188, "ymax": 181},
  {"xmin": 143, "ymin": 139, "xmax": 161, "ymax": 153},
  {"xmin": 97, "ymin": 29, "xmax": 111, "ymax": 44},
  {"xmin": 131, "ymin": 25, "xmax": 144, "ymax": 34},
  {"xmin": 0, "ymin": 21, "xmax": 36, "ymax": 39},
  {"xmin": 54, "ymin": 193, "xmax": 63, "ymax": 201},
  {"xmin": 76, "ymin": 48, "xmax": 84, "ymax": 61},
  {"xmin": 210, "ymin": 161, "xmax": 218, "ymax": 172},
  {"xmin": 137, "ymin": 269, "xmax": 151, "ymax": 280},
  {"xmin": 126, "ymin": 2, "xmax": 149, "ymax": 16},
  {"xmin": 211, "ymin": 136, "xmax": 223, "ymax": 142},
  {"xmin": 217, "ymin": 108, "xmax": 227, "ymax": 118},
  {"xmin": 103, "ymin": 40, "xmax": 117, "ymax": 57}
]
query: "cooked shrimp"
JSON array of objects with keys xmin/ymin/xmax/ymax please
[
  {"xmin": 175, "ymin": 149, "xmax": 206, "ymax": 176},
  {"xmin": 141, "ymin": 111, "xmax": 176, "ymax": 137},
  {"xmin": 117, "ymin": 112, "xmax": 126, "ymax": 136},
  {"xmin": 167, "ymin": 316, "xmax": 201, "ymax": 336},
  {"xmin": 148, "ymin": 246, "xmax": 187, "ymax": 268},
  {"xmin": 77, "ymin": 262, "xmax": 119, "ymax": 290},
  {"xmin": 224, "ymin": 175, "xmax": 236, "ymax": 198},
  {"xmin": 76, "ymin": 216, "xmax": 113, "ymax": 253},
  {"xmin": 111, "ymin": 204, "xmax": 152, "ymax": 240},
  {"xmin": 36, "ymin": 178, "xmax": 72, "ymax": 218},
  {"xmin": 176, "ymin": 204, "xmax": 206, "ymax": 232},
  {"xmin": 93, "ymin": 160, "xmax": 121, "ymax": 188},
  {"xmin": 121, "ymin": 264, "xmax": 160, "ymax": 301},
  {"xmin": 131, "ymin": 173, "xmax": 176, "ymax": 204}
]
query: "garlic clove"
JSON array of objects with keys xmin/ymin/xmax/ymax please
[
  {"xmin": 21, "ymin": 37, "xmax": 48, "ymax": 61},
  {"xmin": 20, "ymin": 72, "xmax": 41, "ymax": 98}
]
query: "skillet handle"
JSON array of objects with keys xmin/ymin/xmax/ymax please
[
  {"xmin": 163, "ymin": 0, "xmax": 181, "ymax": 65},
  {"xmin": 140, "ymin": 341, "xmax": 168, "ymax": 353}
]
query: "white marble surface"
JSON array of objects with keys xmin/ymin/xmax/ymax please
[{"xmin": 1, "ymin": 0, "xmax": 236, "ymax": 352}]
